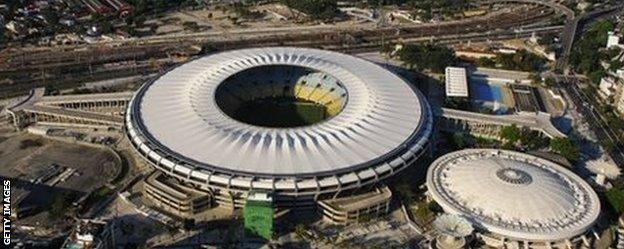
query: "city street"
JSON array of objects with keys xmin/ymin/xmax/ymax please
[{"xmin": 558, "ymin": 76, "xmax": 624, "ymax": 168}]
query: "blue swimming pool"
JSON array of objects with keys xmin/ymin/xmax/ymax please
[{"xmin": 471, "ymin": 81, "xmax": 504, "ymax": 102}]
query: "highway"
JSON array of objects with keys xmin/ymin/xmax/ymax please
[
  {"xmin": 558, "ymin": 76, "xmax": 624, "ymax": 168},
  {"xmin": 552, "ymin": 2, "xmax": 624, "ymax": 168},
  {"xmin": 556, "ymin": 16, "xmax": 579, "ymax": 71},
  {"xmin": 476, "ymin": 0, "xmax": 577, "ymax": 72},
  {"xmin": 477, "ymin": 0, "xmax": 574, "ymax": 18},
  {"xmin": 557, "ymin": 4, "xmax": 624, "ymax": 71}
]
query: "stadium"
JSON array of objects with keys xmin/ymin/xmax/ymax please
[
  {"xmin": 426, "ymin": 149, "xmax": 601, "ymax": 248},
  {"xmin": 126, "ymin": 47, "xmax": 433, "ymax": 208}
]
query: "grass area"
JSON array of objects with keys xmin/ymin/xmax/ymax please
[
  {"xmin": 233, "ymin": 97, "xmax": 328, "ymax": 127},
  {"xmin": 411, "ymin": 200, "xmax": 441, "ymax": 229}
]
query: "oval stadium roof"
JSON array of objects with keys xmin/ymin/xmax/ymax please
[
  {"xmin": 426, "ymin": 149, "xmax": 600, "ymax": 242},
  {"xmin": 128, "ymin": 47, "xmax": 431, "ymax": 177}
]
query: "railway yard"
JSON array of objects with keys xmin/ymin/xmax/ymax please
[{"xmin": 0, "ymin": 2, "xmax": 565, "ymax": 98}]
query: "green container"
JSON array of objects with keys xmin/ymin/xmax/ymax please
[{"xmin": 244, "ymin": 199, "xmax": 274, "ymax": 240}]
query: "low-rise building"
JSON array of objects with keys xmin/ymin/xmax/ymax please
[
  {"xmin": 615, "ymin": 88, "xmax": 624, "ymax": 116},
  {"xmin": 5, "ymin": 20, "xmax": 25, "ymax": 35},
  {"xmin": 445, "ymin": 67, "xmax": 469, "ymax": 98},
  {"xmin": 599, "ymin": 76, "xmax": 618, "ymax": 100},
  {"xmin": 318, "ymin": 186, "xmax": 392, "ymax": 224},
  {"xmin": 61, "ymin": 219, "xmax": 113, "ymax": 249},
  {"xmin": 143, "ymin": 171, "xmax": 212, "ymax": 218},
  {"xmin": 608, "ymin": 31, "xmax": 622, "ymax": 49}
]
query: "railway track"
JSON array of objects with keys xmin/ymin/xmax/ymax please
[
  {"xmin": 0, "ymin": 25, "xmax": 564, "ymax": 98},
  {"xmin": 0, "ymin": 5, "xmax": 554, "ymax": 71},
  {"xmin": 0, "ymin": 4, "xmax": 563, "ymax": 97}
]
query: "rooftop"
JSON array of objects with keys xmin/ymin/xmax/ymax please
[
  {"xmin": 320, "ymin": 186, "xmax": 391, "ymax": 212},
  {"xmin": 426, "ymin": 149, "xmax": 600, "ymax": 242},
  {"xmin": 129, "ymin": 47, "xmax": 430, "ymax": 177},
  {"xmin": 445, "ymin": 67, "xmax": 469, "ymax": 97}
]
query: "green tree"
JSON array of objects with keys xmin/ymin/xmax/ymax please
[
  {"xmin": 48, "ymin": 192, "xmax": 75, "ymax": 220},
  {"xmin": 395, "ymin": 183, "xmax": 415, "ymax": 205},
  {"xmin": 544, "ymin": 77, "xmax": 556, "ymax": 87},
  {"xmin": 427, "ymin": 201, "xmax": 443, "ymax": 213},
  {"xmin": 493, "ymin": 50, "xmax": 545, "ymax": 71},
  {"xmin": 570, "ymin": 20, "xmax": 616, "ymax": 78},
  {"xmin": 500, "ymin": 125, "xmax": 521, "ymax": 143},
  {"xmin": 280, "ymin": 0, "xmax": 338, "ymax": 21},
  {"xmin": 396, "ymin": 43, "xmax": 457, "ymax": 73},
  {"xmin": 452, "ymin": 133, "xmax": 468, "ymax": 149},
  {"xmin": 549, "ymin": 137, "xmax": 580, "ymax": 162},
  {"xmin": 130, "ymin": 0, "xmax": 147, "ymax": 14},
  {"xmin": 41, "ymin": 8, "xmax": 60, "ymax": 26},
  {"xmin": 606, "ymin": 188, "xmax": 624, "ymax": 214},
  {"xmin": 518, "ymin": 129, "xmax": 550, "ymax": 150},
  {"xmin": 477, "ymin": 57, "xmax": 496, "ymax": 67},
  {"xmin": 587, "ymin": 70, "xmax": 605, "ymax": 85},
  {"xmin": 90, "ymin": 12, "xmax": 105, "ymax": 22}
]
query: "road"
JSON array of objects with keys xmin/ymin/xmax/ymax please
[
  {"xmin": 558, "ymin": 76, "xmax": 624, "ymax": 168},
  {"xmin": 475, "ymin": 0, "xmax": 577, "ymax": 71},
  {"xmin": 556, "ymin": 16, "xmax": 580, "ymax": 71},
  {"xmin": 557, "ymin": 4, "xmax": 624, "ymax": 71},
  {"xmin": 477, "ymin": 0, "xmax": 574, "ymax": 17},
  {"xmin": 552, "ymin": 3, "xmax": 624, "ymax": 168}
]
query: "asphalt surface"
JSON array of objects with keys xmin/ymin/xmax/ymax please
[
  {"xmin": 557, "ymin": 4, "xmax": 624, "ymax": 71},
  {"xmin": 558, "ymin": 76, "xmax": 624, "ymax": 168}
]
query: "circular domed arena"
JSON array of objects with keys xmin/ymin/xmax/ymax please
[
  {"xmin": 126, "ymin": 47, "xmax": 433, "ymax": 208},
  {"xmin": 426, "ymin": 149, "xmax": 601, "ymax": 248}
]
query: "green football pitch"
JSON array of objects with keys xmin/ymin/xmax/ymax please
[{"xmin": 233, "ymin": 97, "xmax": 328, "ymax": 127}]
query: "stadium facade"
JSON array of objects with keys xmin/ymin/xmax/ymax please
[
  {"xmin": 426, "ymin": 149, "xmax": 601, "ymax": 248},
  {"xmin": 125, "ymin": 47, "xmax": 433, "ymax": 208}
]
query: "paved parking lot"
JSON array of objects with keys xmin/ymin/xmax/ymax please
[{"xmin": 0, "ymin": 132, "xmax": 121, "ymax": 227}]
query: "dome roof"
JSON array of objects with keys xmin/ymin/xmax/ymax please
[
  {"xmin": 426, "ymin": 149, "xmax": 600, "ymax": 241},
  {"xmin": 128, "ymin": 47, "xmax": 431, "ymax": 177}
]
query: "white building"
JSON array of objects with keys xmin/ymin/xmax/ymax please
[
  {"xmin": 445, "ymin": 67, "xmax": 469, "ymax": 97},
  {"xmin": 616, "ymin": 90, "xmax": 624, "ymax": 115},
  {"xmin": 427, "ymin": 149, "xmax": 600, "ymax": 249},
  {"xmin": 599, "ymin": 76, "xmax": 618, "ymax": 100},
  {"xmin": 607, "ymin": 31, "xmax": 622, "ymax": 49},
  {"xmin": 5, "ymin": 20, "xmax": 24, "ymax": 35},
  {"xmin": 617, "ymin": 68, "xmax": 624, "ymax": 79}
]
